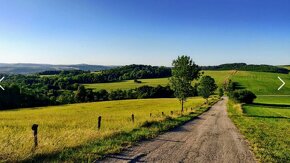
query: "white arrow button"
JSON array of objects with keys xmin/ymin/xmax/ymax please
[
  {"xmin": 0, "ymin": 76, "xmax": 4, "ymax": 90},
  {"xmin": 278, "ymin": 76, "xmax": 285, "ymax": 90}
]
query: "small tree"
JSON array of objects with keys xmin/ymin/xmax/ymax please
[
  {"xmin": 198, "ymin": 76, "xmax": 217, "ymax": 103},
  {"xmin": 170, "ymin": 55, "xmax": 200, "ymax": 112},
  {"xmin": 218, "ymin": 87, "xmax": 224, "ymax": 97},
  {"xmin": 74, "ymin": 85, "xmax": 87, "ymax": 102}
]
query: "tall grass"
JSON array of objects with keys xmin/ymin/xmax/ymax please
[{"xmin": 0, "ymin": 97, "xmax": 207, "ymax": 162}]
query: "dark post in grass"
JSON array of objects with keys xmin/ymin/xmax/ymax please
[
  {"xmin": 162, "ymin": 112, "xmax": 165, "ymax": 116},
  {"xmin": 150, "ymin": 113, "xmax": 152, "ymax": 117},
  {"xmin": 132, "ymin": 114, "xmax": 135, "ymax": 123},
  {"xmin": 31, "ymin": 124, "xmax": 38, "ymax": 148},
  {"xmin": 98, "ymin": 116, "xmax": 102, "ymax": 130},
  {"xmin": 171, "ymin": 111, "xmax": 173, "ymax": 115}
]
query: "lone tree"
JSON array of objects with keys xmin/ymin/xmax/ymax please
[
  {"xmin": 198, "ymin": 76, "xmax": 217, "ymax": 103},
  {"xmin": 170, "ymin": 55, "xmax": 200, "ymax": 112}
]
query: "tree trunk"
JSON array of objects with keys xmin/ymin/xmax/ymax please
[{"xmin": 181, "ymin": 100, "xmax": 184, "ymax": 112}]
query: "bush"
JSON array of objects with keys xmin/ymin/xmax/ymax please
[{"xmin": 230, "ymin": 90, "xmax": 256, "ymax": 104}]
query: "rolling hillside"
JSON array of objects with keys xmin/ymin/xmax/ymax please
[
  {"xmin": 84, "ymin": 70, "xmax": 290, "ymax": 95},
  {"xmin": 231, "ymin": 71, "xmax": 290, "ymax": 95}
]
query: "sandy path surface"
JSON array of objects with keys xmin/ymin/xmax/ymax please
[{"xmin": 100, "ymin": 97, "xmax": 255, "ymax": 163}]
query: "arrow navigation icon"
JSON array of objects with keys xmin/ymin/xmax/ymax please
[
  {"xmin": 0, "ymin": 76, "xmax": 4, "ymax": 90},
  {"xmin": 278, "ymin": 76, "xmax": 285, "ymax": 91}
]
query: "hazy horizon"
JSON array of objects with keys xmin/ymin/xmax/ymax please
[{"xmin": 1, "ymin": 0, "xmax": 290, "ymax": 66}]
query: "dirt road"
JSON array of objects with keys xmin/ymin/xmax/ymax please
[{"xmin": 100, "ymin": 97, "xmax": 255, "ymax": 163}]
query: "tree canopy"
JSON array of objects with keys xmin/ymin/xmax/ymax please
[
  {"xmin": 197, "ymin": 76, "xmax": 218, "ymax": 103},
  {"xmin": 170, "ymin": 55, "xmax": 201, "ymax": 111}
]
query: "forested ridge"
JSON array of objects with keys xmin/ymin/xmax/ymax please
[{"xmin": 201, "ymin": 63, "xmax": 289, "ymax": 74}]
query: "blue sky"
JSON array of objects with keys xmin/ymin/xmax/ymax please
[{"xmin": 0, "ymin": 0, "xmax": 289, "ymax": 66}]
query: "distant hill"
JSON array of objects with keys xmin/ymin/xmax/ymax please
[
  {"xmin": 0, "ymin": 63, "xmax": 115, "ymax": 74},
  {"xmin": 201, "ymin": 63, "xmax": 289, "ymax": 74},
  {"xmin": 280, "ymin": 65, "xmax": 290, "ymax": 70}
]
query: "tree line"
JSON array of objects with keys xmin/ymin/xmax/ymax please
[
  {"xmin": 0, "ymin": 84, "xmax": 175, "ymax": 110},
  {"xmin": 202, "ymin": 63, "xmax": 289, "ymax": 74}
]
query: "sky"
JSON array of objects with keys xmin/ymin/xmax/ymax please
[{"xmin": 0, "ymin": 0, "xmax": 289, "ymax": 66}]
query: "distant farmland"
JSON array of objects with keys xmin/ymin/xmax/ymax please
[{"xmin": 84, "ymin": 70, "xmax": 232, "ymax": 91}]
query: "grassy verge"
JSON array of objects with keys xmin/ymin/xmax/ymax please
[
  {"xmin": 227, "ymin": 99, "xmax": 290, "ymax": 162},
  {"xmin": 25, "ymin": 98, "xmax": 219, "ymax": 162}
]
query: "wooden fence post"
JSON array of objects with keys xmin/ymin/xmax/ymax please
[
  {"xmin": 171, "ymin": 111, "xmax": 173, "ymax": 115},
  {"xmin": 162, "ymin": 112, "xmax": 165, "ymax": 116},
  {"xmin": 31, "ymin": 124, "xmax": 38, "ymax": 148},
  {"xmin": 132, "ymin": 114, "xmax": 135, "ymax": 123},
  {"xmin": 150, "ymin": 113, "xmax": 152, "ymax": 117},
  {"xmin": 98, "ymin": 116, "xmax": 102, "ymax": 130}
]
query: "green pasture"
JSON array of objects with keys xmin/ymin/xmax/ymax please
[
  {"xmin": 228, "ymin": 96, "xmax": 290, "ymax": 162},
  {"xmin": 231, "ymin": 71, "xmax": 290, "ymax": 95}
]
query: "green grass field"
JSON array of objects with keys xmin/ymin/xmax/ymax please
[
  {"xmin": 0, "ymin": 97, "xmax": 208, "ymax": 162},
  {"xmin": 84, "ymin": 78, "xmax": 170, "ymax": 91},
  {"xmin": 231, "ymin": 71, "xmax": 290, "ymax": 95},
  {"xmin": 228, "ymin": 96, "xmax": 290, "ymax": 162},
  {"xmin": 83, "ymin": 70, "xmax": 232, "ymax": 91}
]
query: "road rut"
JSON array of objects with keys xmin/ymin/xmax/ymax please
[{"xmin": 100, "ymin": 97, "xmax": 255, "ymax": 163}]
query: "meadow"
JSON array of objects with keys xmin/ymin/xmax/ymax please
[
  {"xmin": 0, "ymin": 97, "xmax": 208, "ymax": 162},
  {"xmin": 230, "ymin": 71, "xmax": 290, "ymax": 95},
  {"xmin": 83, "ymin": 78, "xmax": 170, "ymax": 91},
  {"xmin": 83, "ymin": 70, "xmax": 232, "ymax": 91},
  {"xmin": 228, "ymin": 96, "xmax": 290, "ymax": 162}
]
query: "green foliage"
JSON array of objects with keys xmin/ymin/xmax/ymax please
[
  {"xmin": 74, "ymin": 85, "xmax": 87, "ymax": 102},
  {"xmin": 223, "ymin": 79, "xmax": 236, "ymax": 93},
  {"xmin": 170, "ymin": 55, "xmax": 200, "ymax": 111},
  {"xmin": 197, "ymin": 76, "xmax": 217, "ymax": 102},
  {"xmin": 230, "ymin": 90, "xmax": 257, "ymax": 104},
  {"xmin": 218, "ymin": 87, "xmax": 224, "ymax": 97}
]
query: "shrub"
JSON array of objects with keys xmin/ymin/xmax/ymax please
[
  {"xmin": 218, "ymin": 87, "xmax": 224, "ymax": 97},
  {"xmin": 230, "ymin": 90, "xmax": 256, "ymax": 104}
]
